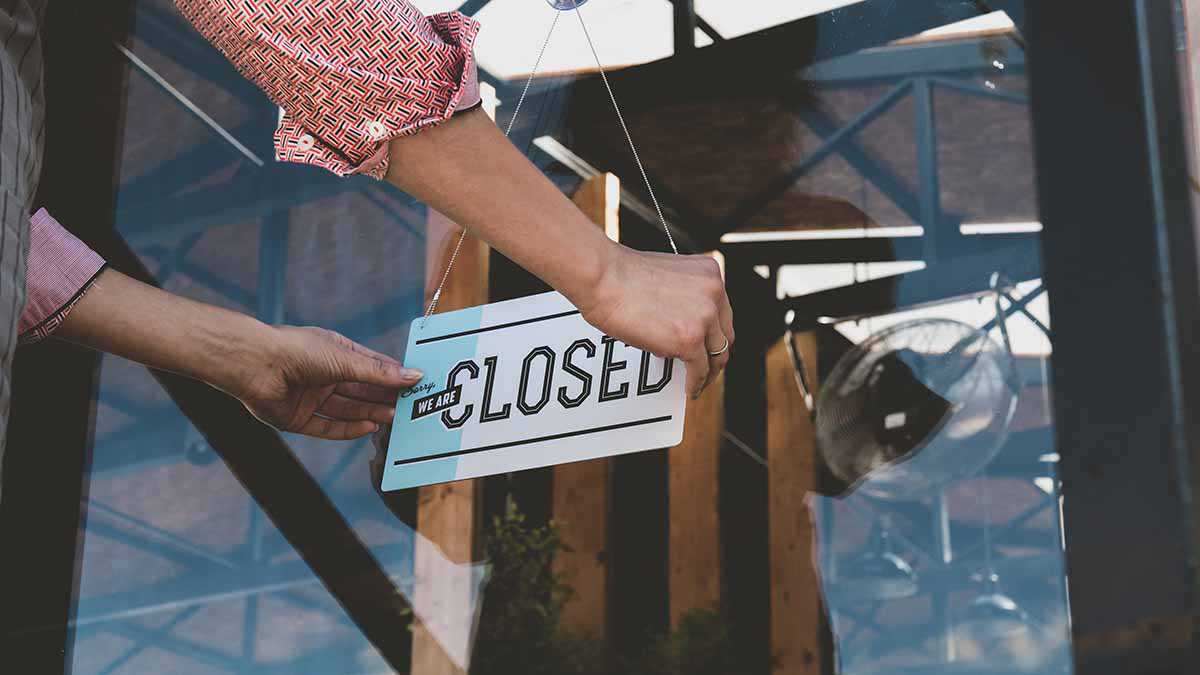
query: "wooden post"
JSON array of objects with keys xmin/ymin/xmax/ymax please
[
  {"xmin": 668, "ymin": 253, "xmax": 726, "ymax": 626},
  {"xmin": 551, "ymin": 173, "xmax": 620, "ymax": 639},
  {"xmin": 1185, "ymin": 2, "xmax": 1200, "ymax": 171},
  {"xmin": 411, "ymin": 85, "xmax": 496, "ymax": 675},
  {"xmin": 766, "ymin": 332, "xmax": 824, "ymax": 675}
]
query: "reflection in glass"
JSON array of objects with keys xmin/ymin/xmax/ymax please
[
  {"xmin": 808, "ymin": 284, "xmax": 1070, "ymax": 674},
  {"xmin": 54, "ymin": 1, "xmax": 1085, "ymax": 673}
]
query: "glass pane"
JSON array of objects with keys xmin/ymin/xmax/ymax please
[{"xmin": 64, "ymin": 1, "xmax": 1083, "ymax": 674}]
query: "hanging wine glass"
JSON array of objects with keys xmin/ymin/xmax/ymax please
[{"xmin": 833, "ymin": 515, "xmax": 919, "ymax": 603}]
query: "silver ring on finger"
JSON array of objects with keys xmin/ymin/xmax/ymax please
[{"xmin": 708, "ymin": 337, "xmax": 729, "ymax": 358}]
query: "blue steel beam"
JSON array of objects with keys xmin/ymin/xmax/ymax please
[
  {"xmin": 929, "ymin": 75, "xmax": 1029, "ymax": 105},
  {"xmin": 914, "ymin": 78, "xmax": 941, "ymax": 260},
  {"xmin": 98, "ymin": 619, "xmax": 248, "ymax": 672},
  {"xmin": 132, "ymin": 2, "xmax": 266, "ymax": 106},
  {"xmin": 795, "ymin": 104, "xmax": 925, "ymax": 226},
  {"xmin": 805, "ymin": 40, "xmax": 1025, "ymax": 85},
  {"xmin": 359, "ymin": 185, "xmax": 427, "ymax": 241},
  {"xmin": 72, "ymin": 542, "xmax": 415, "ymax": 627},
  {"xmin": 85, "ymin": 519, "xmax": 232, "ymax": 572},
  {"xmin": 456, "ymin": 0, "xmax": 492, "ymax": 17},
  {"xmin": 784, "ymin": 240, "xmax": 1042, "ymax": 329},
  {"xmin": 720, "ymin": 79, "xmax": 914, "ymax": 230},
  {"xmin": 87, "ymin": 499, "xmax": 238, "ymax": 570},
  {"xmin": 139, "ymin": 246, "xmax": 257, "ymax": 309},
  {"xmin": 118, "ymin": 122, "xmax": 270, "ymax": 210},
  {"xmin": 151, "ymin": 233, "xmax": 205, "ymax": 286},
  {"xmin": 117, "ymin": 164, "xmax": 356, "ymax": 246},
  {"xmin": 243, "ymin": 210, "xmax": 291, "ymax": 664},
  {"xmin": 97, "ymin": 607, "xmax": 203, "ymax": 675}
]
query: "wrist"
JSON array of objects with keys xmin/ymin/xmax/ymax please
[
  {"xmin": 560, "ymin": 236, "xmax": 622, "ymax": 312},
  {"xmin": 197, "ymin": 310, "xmax": 282, "ymax": 399}
]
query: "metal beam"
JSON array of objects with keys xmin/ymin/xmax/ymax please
[
  {"xmin": 117, "ymin": 165, "xmax": 355, "ymax": 246},
  {"xmin": 795, "ymin": 105, "xmax": 926, "ymax": 225},
  {"xmin": 71, "ymin": 542, "xmax": 412, "ymax": 627},
  {"xmin": 98, "ymin": 620, "xmax": 248, "ymax": 672},
  {"xmin": 805, "ymin": 39, "xmax": 1026, "ymax": 85},
  {"xmin": 672, "ymin": 0, "xmax": 696, "ymax": 54},
  {"xmin": 914, "ymin": 77, "xmax": 941, "ymax": 260},
  {"xmin": 140, "ymin": 247, "xmax": 257, "ymax": 308},
  {"xmin": 785, "ymin": 240, "xmax": 1041, "ymax": 329},
  {"xmin": 721, "ymin": 80, "xmax": 914, "ymax": 229},
  {"xmin": 456, "ymin": 0, "xmax": 492, "ymax": 17},
  {"xmin": 720, "ymin": 236, "xmax": 922, "ymax": 266},
  {"xmin": 695, "ymin": 14, "xmax": 725, "ymax": 43}
]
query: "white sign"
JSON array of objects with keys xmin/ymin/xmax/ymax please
[{"xmin": 381, "ymin": 291, "xmax": 687, "ymax": 492}]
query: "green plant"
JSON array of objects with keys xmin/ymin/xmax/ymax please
[
  {"xmin": 467, "ymin": 499, "xmax": 757, "ymax": 675},
  {"xmin": 629, "ymin": 609, "xmax": 748, "ymax": 675},
  {"xmin": 470, "ymin": 498, "xmax": 606, "ymax": 675}
]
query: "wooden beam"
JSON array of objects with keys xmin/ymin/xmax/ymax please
[
  {"xmin": 668, "ymin": 252, "xmax": 726, "ymax": 626},
  {"xmin": 411, "ymin": 85, "xmax": 497, "ymax": 675},
  {"xmin": 766, "ymin": 333, "xmax": 824, "ymax": 675},
  {"xmin": 669, "ymin": 371, "xmax": 725, "ymax": 624},
  {"xmin": 1185, "ymin": 2, "xmax": 1200, "ymax": 183},
  {"xmin": 551, "ymin": 173, "xmax": 620, "ymax": 640}
]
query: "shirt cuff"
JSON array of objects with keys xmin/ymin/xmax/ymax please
[
  {"xmin": 342, "ymin": 49, "xmax": 482, "ymax": 179},
  {"xmin": 19, "ymin": 208, "xmax": 107, "ymax": 345}
]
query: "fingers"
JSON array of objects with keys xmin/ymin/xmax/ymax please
[
  {"xmin": 336, "ymin": 381, "xmax": 402, "ymax": 405},
  {"xmin": 325, "ymin": 331, "xmax": 422, "ymax": 389},
  {"xmin": 319, "ymin": 393, "xmax": 396, "ymax": 425},
  {"xmin": 297, "ymin": 415, "xmax": 380, "ymax": 441},
  {"xmin": 687, "ymin": 256, "xmax": 732, "ymax": 398},
  {"xmin": 706, "ymin": 326, "xmax": 731, "ymax": 373},
  {"xmin": 683, "ymin": 330, "xmax": 711, "ymax": 399},
  {"xmin": 717, "ymin": 283, "xmax": 735, "ymax": 353},
  {"xmin": 707, "ymin": 289, "xmax": 734, "ymax": 382}
]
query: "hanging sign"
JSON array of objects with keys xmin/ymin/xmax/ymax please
[{"xmin": 381, "ymin": 291, "xmax": 687, "ymax": 492}]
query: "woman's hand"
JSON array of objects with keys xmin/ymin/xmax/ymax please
[
  {"xmin": 574, "ymin": 248, "xmax": 734, "ymax": 398},
  {"xmin": 233, "ymin": 326, "xmax": 421, "ymax": 440},
  {"xmin": 59, "ymin": 269, "xmax": 419, "ymax": 441}
]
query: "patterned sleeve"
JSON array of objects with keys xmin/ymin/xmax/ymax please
[
  {"xmin": 174, "ymin": 0, "xmax": 482, "ymax": 179},
  {"xmin": 19, "ymin": 209, "xmax": 107, "ymax": 345}
]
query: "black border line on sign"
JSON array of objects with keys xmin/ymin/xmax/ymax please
[
  {"xmin": 392, "ymin": 415, "xmax": 673, "ymax": 466},
  {"xmin": 415, "ymin": 309, "xmax": 582, "ymax": 345}
]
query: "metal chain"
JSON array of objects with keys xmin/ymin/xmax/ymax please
[
  {"xmin": 423, "ymin": 11, "xmax": 561, "ymax": 325},
  {"xmin": 424, "ymin": 2, "xmax": 679, "ymax": 326}
]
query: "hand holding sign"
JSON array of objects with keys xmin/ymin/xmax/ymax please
[
  {"xmin": 234, "ymin": 326, "xmax": 421, "ymax": 439},
  {"xmin": 382, "ymin": 292, "xmax": 688, "ymax": 491},
  {"xmin": 575, "ymin": 247, "xmax": 734, "ymax": 399}
]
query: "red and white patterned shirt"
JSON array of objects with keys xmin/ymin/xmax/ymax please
[
  {"xmin": 22, "ymin": 0, "xmax": 480, "ymax": 343},
  {"xmin": 173, "ymin": 0, "xmax": 482, "ymax": 179}
]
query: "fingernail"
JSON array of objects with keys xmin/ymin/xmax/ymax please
[{"xmin": 402, "ymin": 369, "xmax": 423, "ymax": 381}]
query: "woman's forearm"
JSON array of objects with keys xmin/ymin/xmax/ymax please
[
  {"xmin": 384, "ymin": 107, "xmax": 618, "ymax": 309},
  {"xmin": 56, "ymin": 268, "xmax": 275, "ymax": 398},
  {"xmin": 384, "ymin": 106, "xmax": 735, "ymax": 396}
]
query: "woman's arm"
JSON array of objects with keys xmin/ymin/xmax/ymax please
[
  {"xmin": 172, "ymin": 0, "xmax": 733, "ymax": 395},
  {"xmin": 385, "ymin": 107, "xmax": 733, "ymax": 397},
  {"xmin": 57, "ymin": 269, "xmax": 420, "ymax": 439}
]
